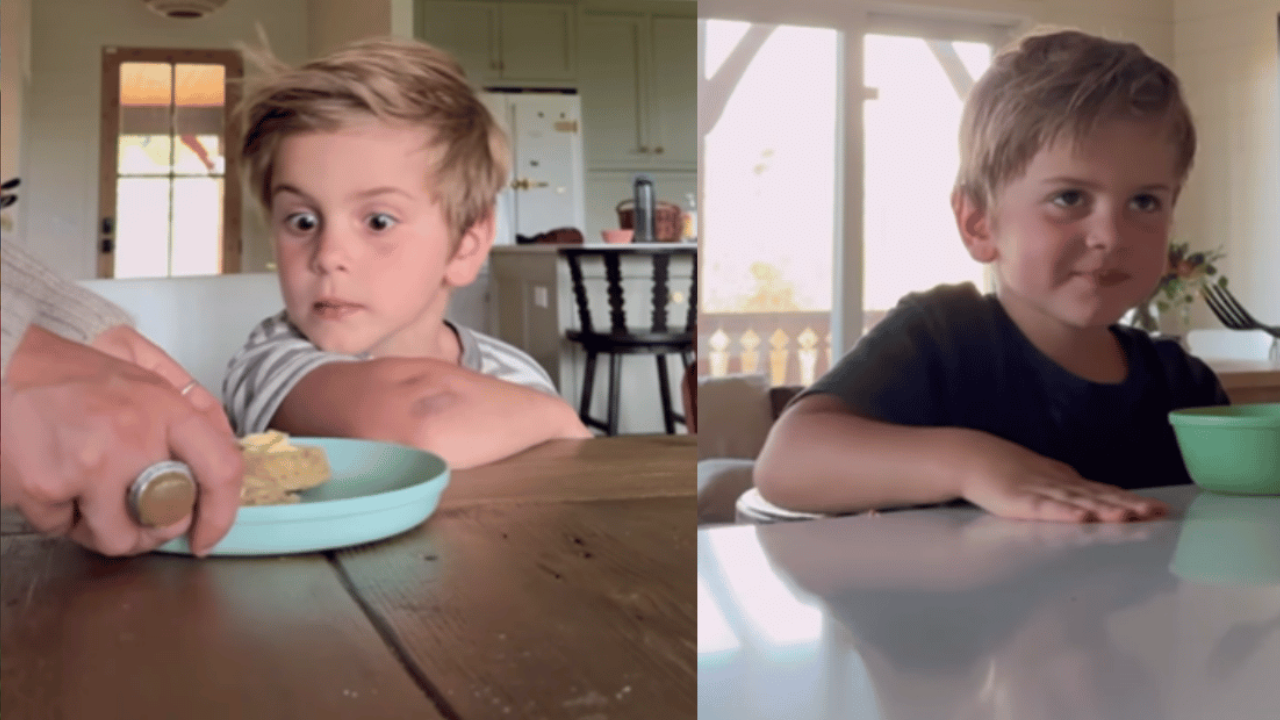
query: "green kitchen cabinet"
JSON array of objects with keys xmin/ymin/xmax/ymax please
[
  {"xmin": 416, "ymin": 0, "xmax": 577, "ymax": 86},
  {"xmin": 579, "ymin": 4, "xmax": 695, "ymax": 171}
]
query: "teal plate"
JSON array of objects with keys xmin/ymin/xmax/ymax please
[{"xmin": 156, "ymin": 437, "xmax": 450, "ymax": 556}]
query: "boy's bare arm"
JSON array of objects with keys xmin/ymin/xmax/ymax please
[
  {"xmin": 755, "ymin": 394, "xmax": 969, "ymax": 512},
  {"xmin": 269, "ymin": 357, "xmax": 591, "ymax": 468},
  {"xmin": 754, "ymin": 394, "xmax": 1167, "ymax": 522}
]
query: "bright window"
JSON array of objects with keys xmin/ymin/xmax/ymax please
[
  {"xmin": 700, "ymin": 20, "xmax": 838, "ymax": 386},
  {"xmin": 699, "ymin": 17, "xmax": 1004, "ymax": 385},
  {"xmin": 862, "ymin": 34, "xmax": 994, "ymax": 330}
]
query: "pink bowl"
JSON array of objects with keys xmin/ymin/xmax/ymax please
[{"xmin": 601, "ymin": 229, "xmax": 634, "ymax": 244}]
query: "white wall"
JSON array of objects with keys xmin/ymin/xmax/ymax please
[
  {"xmin": 1, "ymin": 0, "xmax": 31, "ymax": 193},
  {"xmin": 19, "ymin": 0, "xmax": 310, "ymax": 279},
  {"xmin": 703, "ymin": 0, "xmax": 1278, "ymax": 344},
  {"xmin": 1174, "ymin": 0, "xmax": 1280, "ymax": 325},
  {"xmin": 307, "ymin": 0, "xmax": 394, "ymax": 57}
]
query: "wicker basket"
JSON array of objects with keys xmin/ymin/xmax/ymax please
[{"xmin": 616, "ymin": 200, "xmax": 684, "ymax": 242}]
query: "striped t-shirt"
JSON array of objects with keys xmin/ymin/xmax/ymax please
[{"xmin": 222, "ymin": 310, "xmax": 557, "ymax": 435}]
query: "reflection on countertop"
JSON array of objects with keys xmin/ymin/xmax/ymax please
[{"xmin": 698, "ymin": 485, "xmax": 1280, "ymax": 720}]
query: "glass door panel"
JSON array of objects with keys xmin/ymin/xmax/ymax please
[
  {"xmin": 171, "ymin": 177, "xmax": 224, "ymax": 276},
  {"xmin": 100, "ymin": 49, "xmax": 240, "ymax": 277},
  {"xmin": 173, "ymin": 63, "xmax": 226, "ymax": 176},
  {"xmin": 115, "ymin": 177, "xmax": 172, "ymax": 278},
  {"xmin": 701, "ymin": 20, "xmax": 839, "ymax": 386},
  {"xmin": 862, "ymin": 33, "xmax": 995, "ymax": 333}
]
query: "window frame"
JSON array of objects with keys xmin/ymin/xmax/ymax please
[
  {"xmin": 698, "ymin": 4, "xmax": 1020, "ymax": 356},
  {"xmin": 97, "ymin": 46, "xmax": 243, "ymax": 278}
]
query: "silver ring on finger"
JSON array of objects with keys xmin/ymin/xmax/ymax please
[{"xmin": 128, "ymin": 460, "xmax": 197, "ymax": 528}]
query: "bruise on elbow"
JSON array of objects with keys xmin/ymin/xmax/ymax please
[
  {"xmin": 409, "ymin": 387, "xmax": 460, "ymax": 418},
  {"xmin": 398, "ymin": 370, "xmax": 468, "ymax": 451},
  {"xmin": 390, "ymin": 362, "xmax": 461, "ymax": 420}
]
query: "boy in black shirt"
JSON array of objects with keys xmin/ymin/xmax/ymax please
[{"xmin": 755, "ymin": 29, "xmax": 1227, "ymax": 522}]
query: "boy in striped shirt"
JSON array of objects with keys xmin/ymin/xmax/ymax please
[{"xmin": 223, "ymin": 37, "xmax": 589, "ymax": 468}]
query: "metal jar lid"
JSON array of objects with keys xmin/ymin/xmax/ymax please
[{"xmin": 128, "ymin": 460, "xmax": 197, "ymax": 528}]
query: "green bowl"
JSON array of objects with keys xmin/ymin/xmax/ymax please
[{"xmin": 1168, "ymin": 403, "xmax": 1280, "ymax": 495}]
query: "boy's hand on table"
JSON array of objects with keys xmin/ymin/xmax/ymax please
[
  {"xmin": 2, "ymin": 327, "xmax": 243, "ymax": 556},
  {"xmin": 954, "ymin": 433, "xmax": 1168, "ymax": 523}
]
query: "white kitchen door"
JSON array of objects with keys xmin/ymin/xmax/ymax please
[{"xmin": 481, "ymin": 92, "xmax": 586, "ymax": 244}]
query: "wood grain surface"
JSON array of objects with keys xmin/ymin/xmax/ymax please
[
  {"xmin": 334, "ymin": 496, "xmax": 696, "ymax": 719},
  {"xmin": 442, "ymin": 435, "xmax": 696, "ymax": 507},
  {"xmin": 0, "ymin": 536, "xmax": 444, "ymax": 719},
  {"xmin": 0, "ymin": 435, "xmax": 698, "ymax": 720}
]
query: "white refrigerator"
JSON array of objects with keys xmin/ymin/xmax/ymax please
[{"xmin": 479, "ymin": 91, "xmax": 586, "ymax": 244}]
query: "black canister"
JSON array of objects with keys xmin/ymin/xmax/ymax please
[{"xmin": 632, "ymin": 174, "xmax": 656, "ymax": 243}]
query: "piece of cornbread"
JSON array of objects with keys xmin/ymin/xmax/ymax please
[{"xmin": 238, "ymin": 431, "xmax": 331, "ymax": 506}]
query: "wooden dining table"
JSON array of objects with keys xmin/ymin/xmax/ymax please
[{"xmin": 1, "ymin": 434, "xmax": 696, "ymax": 720}]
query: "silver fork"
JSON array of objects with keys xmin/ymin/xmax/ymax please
[{"xmin": 1201, "ymin": 284, "xmax": 1280, "ymax": 362}]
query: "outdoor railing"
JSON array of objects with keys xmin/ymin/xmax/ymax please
[{"xmin": 698, "ymin": 311, "xmax": 834, "ymax": 387}]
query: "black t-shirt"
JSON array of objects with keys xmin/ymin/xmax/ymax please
[{"xmin": 804, "ymin": 283, "xmax": 1229, "ymax": 489}]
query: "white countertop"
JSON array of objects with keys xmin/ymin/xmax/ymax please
[
  {"xmin": 490, "ymin": 243, "xmax": 586, "ymax": 253},
  {"xmin": 490, "ymin": 242, "xmax": 696, "ymax": 253},
  {"xmin": 698, "ymin": 485, "xmax": 1280, "ymax": 720}
]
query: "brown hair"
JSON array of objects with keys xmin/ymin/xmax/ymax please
[
  {"xmin": 238, "ymin": 36, "xmax": 509, "ymax": 245},
  {"xmin": 955, "ymin": 28, "xmax": 1195, "ymax": 209}
]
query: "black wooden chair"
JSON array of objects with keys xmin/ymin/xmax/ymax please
[{"xmin": 562, "ymin": 246, "xmax": 697, "ymax": 436}]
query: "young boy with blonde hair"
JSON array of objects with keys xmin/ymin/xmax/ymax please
[
  {"xmin": 755, "ymin": 29, "xmax": 1227, "ymax": 521},
  {"xmin": 224, "ymin": 37, "xmax": 589, "ymax": 468}
]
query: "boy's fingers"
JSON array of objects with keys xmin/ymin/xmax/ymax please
[
  {"xmin": 1094, "ymin": 492, "xmax": 1168, "ymax": 520},
  {"xmin": 1122, "ymin": 492, "xmax": 1169, "ymax": 515},
  {"xmin": 1009, "ymin": 494, "xmax": 1097, "ymax": 523},
  {"xmin": 1077, "ymin": 479, "xmax": 1168, "ymax": 511},
  {"xmin": 1046, "ymin": 484, "xmax": 1169, "ymax": 523},
  {"xmin": 1143, "ymin": 501, "xmax": 1170, "ymax": 518},
  {"xmin": 1058, "ymin": 493, "xmax": 1139, "ymax": 522}
]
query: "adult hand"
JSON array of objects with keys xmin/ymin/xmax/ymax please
[
  {"xmin": 955, "ymin": 433, "xmax": 1168, "ymax": 523},
  {"xmin": 91, "ymin": 324, "xmax": 233, "ymax": 437},
  {"xmin": 0, "ymin": 326, "xmax": 243, "ymax": 556}
]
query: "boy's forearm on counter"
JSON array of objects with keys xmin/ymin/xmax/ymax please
[
  {"xmin": 272, "ymin": 358, "xmax": 587, "ymax": 468},
  {"xmin": 402, "ymin": 371, "xmax": 588, "ymax": 468},
  {"xmin": 753, "ymin": 397, "xmax": 972, "ymax": 514}
]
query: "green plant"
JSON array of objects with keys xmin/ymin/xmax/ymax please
[{"xmin": 1133, "ymin": 242, "xmax": 1228, "ymax": 332}]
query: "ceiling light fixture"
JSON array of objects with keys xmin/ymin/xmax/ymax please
[{"xmin": 141, "ymin": 0, "xmax": 230, "ymax": 20}]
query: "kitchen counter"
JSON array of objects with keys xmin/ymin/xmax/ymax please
[
  {"xmin": 488, "ymin": 245, "xmax": 695, "ymax": 435},
  {"xmin": 1203, "ymin": 358, "xmax": 1280, "ymax": 404},
  {"xmin": 491, "ymin": 242, "xmax": 695, "ymax": 253}
]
